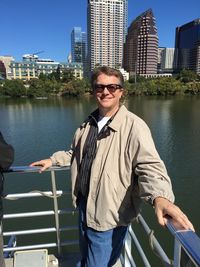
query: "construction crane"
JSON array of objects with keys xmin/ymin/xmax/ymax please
[
  {"xmin": 22, "ymin": 51, "xmax": 45, "ymax": 62},
  {"xmin": 31, "ymin": 51, "xmax": 45, "ymax": 57}
]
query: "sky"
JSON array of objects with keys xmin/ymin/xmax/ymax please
[{"xmin": 1, "ymin": 0, "xmax": 200, "ymax": 62}]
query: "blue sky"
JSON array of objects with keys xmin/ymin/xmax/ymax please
[{"xmin": 1, "ymin": 0, "xmax": 200, "ymax": 62}]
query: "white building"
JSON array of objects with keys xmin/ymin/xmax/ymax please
[
  {"xmin": 10, "ymin": 55, "xmax": 83, "ymax": 81},
  {"xmin": 161, "ymin": 48, "xmax": 175, "ymax": 73},
  {"xmin": 87, "ymin": 0, "xmax": 128, "ymax": 72},
  {"xmin": 119, "ymin": 68, "xmax": 129, "ymax": 81}
]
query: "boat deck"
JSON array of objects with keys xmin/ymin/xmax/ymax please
[{"xmin": 5, "ymin": 253, "xmax": 122, "ymax": 267}]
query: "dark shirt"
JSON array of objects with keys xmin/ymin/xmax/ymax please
[{"xmin": 78, "ymin": 110, "xmax": 113, "ymax": 197}]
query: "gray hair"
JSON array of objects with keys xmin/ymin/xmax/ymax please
[{"xmin": 91, "ymin": 66, "xmax": 124, "ymax": 88}]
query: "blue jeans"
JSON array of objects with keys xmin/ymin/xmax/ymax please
[{"xmin": 77, "ymin": 196, "xmax": 128, "ymax": 267}]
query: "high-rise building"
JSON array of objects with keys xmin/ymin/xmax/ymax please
[
  {"xmin": 71, "ymin": 27, "xmax": 86, "ymax": 64},
  {"xmin": 71, "ymin": 27, "xmax": 87, "ymax": 64},
  {"xmin": 123, "ymin": 9, "xmax": 158, "ymax": 75},
  {"xmin": 175, "ymin": 18, "xmax": 200, "ymax": 74},
  {"xmin": 87, "ymin": 0, "xmax": 128, "ymax": 72},
  {"xmin": 161, "ymin": 48, "xmax": 175, "ymax": 73},
  {"xmin": 0, "ymin": 56, "xmax": 15, "ymax": 79},
  {"xmin": 157, "ymin": 47, "xmax": 165, "ymax": 73}
]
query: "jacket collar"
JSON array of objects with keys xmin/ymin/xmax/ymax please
[
  {"xmin": 83, "ymin": 105, "xmax": 128, "ymax": 131},
  {"xmin": 108, "ymin": 105, "xmax": 128, "ymax": 132}
]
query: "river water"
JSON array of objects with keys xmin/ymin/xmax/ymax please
[{"xmin": 0, "ymin": 95, "xmax": 200, "ymax": 264}]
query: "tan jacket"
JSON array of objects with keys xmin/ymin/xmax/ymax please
[{"xmin": 51, "ymin": 105, "xmax": 175, "ymax": 231}]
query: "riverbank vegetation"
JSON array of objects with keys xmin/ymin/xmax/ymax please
[{"xmin": 0, "ymin": 69, "xmax": 200, "ymax": 98}]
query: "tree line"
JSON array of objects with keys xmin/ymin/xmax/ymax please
[{"xmin": 0, "ymin": 69, "xmax": 200, "ymax": 98}]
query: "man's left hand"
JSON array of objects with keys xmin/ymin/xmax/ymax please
[{"xmin": 154, "ymin": 197, "xmax": 195, "ymax": 231}]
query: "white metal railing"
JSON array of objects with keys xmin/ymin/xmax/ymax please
[
  {"xmin": 2, "ymin": 166, "xmax": 200, "ymax": 267},
  {"xmin": 3, "ymin": 165, "xmax": 78, "ymax": 256}
]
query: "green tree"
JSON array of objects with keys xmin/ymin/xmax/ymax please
[
  {"xmin": 38, "ymin": 73, "xmax": 48, "ymax": 81},
  {"xmin": 61, "ymin": 79, "xmax": 87, "ymax": 96},
  {"xmin": 43, "ymin": 79, "xmax": 61, "ymax": 94},
  {"xmin": 27, "ymin": 79, "xmax": 47, "ymax": 97},
  {"xmin": 176, "ymin": 69, "xmax": 199, "ymax": 83},
  {"xmin": 48, "ymin": 71, "xmax": 60, "ymax": 82},
  {"xmin": 61, "ymin": 69, "xmax": 74, "ymax": 83},
  {"xmin": 1, "ymin": 79, "xmax": 26, "ymax": 97}
]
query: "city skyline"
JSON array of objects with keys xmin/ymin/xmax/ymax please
[{"xmin": 1, "ymin": 0, "xmax": 200, "ymax": 62}]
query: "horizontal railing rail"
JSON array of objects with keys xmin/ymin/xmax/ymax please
[
  {"xmin": 2, "ymin": 166, "xmax": 200, "ymax": 267},
  {"xmin": 3, "ymin": 165, "xmax": 73, "ymax": 256},
  {"xmin": 167, "ymin": 220, "xmax": 200, "ymax": 267}
]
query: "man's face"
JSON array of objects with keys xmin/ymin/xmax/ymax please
[{"xmin": 93, "ymin": 73, "xmax": 123, "ymax": 116}]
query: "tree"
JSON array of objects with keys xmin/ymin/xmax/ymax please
[
  {"xmin": 61, "ymin": 79, "xmax": 87, "ymax": 96},
  {"xmin": 2, "ymin": 79, "xmax": 26, "ymax": 97},
  {"xmin": 27, "ymin": 79, "xmax": 47, "ymax": 97},
  {"xmin": 176, "ymin": 69, "xmax": 199, "ymax": 83},
  {"xmin": 61, "ymin": 69, "xmax": 74, "ymax": 83}
]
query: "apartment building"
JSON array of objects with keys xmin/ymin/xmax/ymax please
[{"xmin": 87, "ymin": 0, "xmax": 128, "ymax": 72}]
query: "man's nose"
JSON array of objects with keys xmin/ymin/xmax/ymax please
[{"xmin": 102, "ymin": 86, "xmax": 110, "ymax": 94}]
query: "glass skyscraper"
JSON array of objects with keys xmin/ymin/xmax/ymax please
[
  {"xmin": 71, "ymin": 27, "xmax": 87, "ymax": 65},
  {"xmin": 87, "ymin": 0, "xmax": 128, "ymax": 72},
  {"xmin": 175, "ymin": 19, "xmax": 200, "ymax": 74}
]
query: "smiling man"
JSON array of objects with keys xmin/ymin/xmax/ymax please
[{"xmin": 31, "ymin": 66, "xmax": 194, "ymax": 267}]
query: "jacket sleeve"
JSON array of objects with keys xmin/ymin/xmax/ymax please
[
  {"xmin": 132, "ymin": 120, "xmax": 175, "ymax": 205},
  {"xmin": 50, "ymin": 149, "xmax": 73, "ymax": 166},
  {"xmin": 0, "ymin": 132, "xmax": 15, "ymax": 171}
]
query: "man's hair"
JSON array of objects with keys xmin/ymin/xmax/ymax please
[{"xmin": 91, "ymin": 66, "xmax": 124, "ymax": 88}]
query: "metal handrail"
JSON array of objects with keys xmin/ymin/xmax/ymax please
[
  {"xmin": 3, "ymin": 166, "xmax": 200, "ymax": 267},
  {"xmin": 167, "ymin": 221, "xmax": 200, "ymax": 266},
  {"xmin": 3, "ymin": 165, "xmax": 72, "ymax": 256}
]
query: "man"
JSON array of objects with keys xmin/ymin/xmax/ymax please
[
  {"xmin": 31, "ymin": 66, "xmax": 194, "ymax": 267},
  {"xmin": 0, "ymin": 132, "xmax": 14, "ymax": 267}
]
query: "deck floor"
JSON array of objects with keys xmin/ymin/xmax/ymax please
[{"xmin": 5, "ymin": 253, "xmax": 122, "ymax": 267}]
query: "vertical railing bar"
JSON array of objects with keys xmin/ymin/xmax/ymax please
[
  {"xmin": 124, "ymin": 229, "xmax": 136, "ymax": 267},
  {"xmin": 51, "ymin": 170, "xmax": 61, "ymax": 255},
  {"xmin": 173, "ymin": 239, "xmax": 181, "ymax": 267},
  {"xmin": 137, "ymin": 215, "xmax": 171, "ymax": 266},
  {"xmin": 128, "ymin": 226, "xmax": 151, "ymax": 267}
]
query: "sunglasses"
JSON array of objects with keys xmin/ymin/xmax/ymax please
[{"xmin": 93, "ymin": 84, "xmax": 123, "ymax": 93}]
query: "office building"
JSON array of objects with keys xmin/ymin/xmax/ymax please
[
  {"xmin": 87, "ymin": 0, "xmax": 128, "ymax": 72},
  {"xmin": 157, "ymin": 47, "xmax": 165, "ymax": 73},
  {"xmin": 124, "ymin": 9, "xmax": 158, "ymax": 75},
  {"xmin": 10, "ymin": 55, "xmax": 83, "ymax": 80},
  {"xmin": 0, "ymin": 56, "xmax": 15, "ymax": 79},
  {"xmin": 161, "ymin": 48, "xmax": 175, "ymax": 73},
  {"xmin": 71, "ymin": 27, "xmax": 87, "ymax": 64},
  {"xmin": 0, "ymin": 61, "xmax": 6, "ymax": 79},
  {"xmin": 175, "ymin": 18, "xmax": 200, "ymax": 74}
]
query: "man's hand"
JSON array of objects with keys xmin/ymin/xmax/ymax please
[
  {"xmin": 154, "ymin": 197, "xmax": 195, "ymax": 231},
  {"xmin": 30, "ymin": 159, "xmax": 52, "ymax": 173}
]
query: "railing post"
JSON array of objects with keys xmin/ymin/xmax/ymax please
[
  {"xmin": 51, "ymin": 170, "xmax": 61, "ymax": 255},
  {"xmin": 124, "ymin": 231, "xmax": 131, "ymax": 267},
  {"xmin": 124, "ymin": 225, "xmax": 137, "ymax": 267},
  {"xmin": 173, "ymin": 238, "xmax": 181, "ymax": 267}
]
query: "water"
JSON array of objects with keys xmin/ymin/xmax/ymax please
[{"xmin": 1, "ymin": 95, "xmax": 200, "ymax": 264}]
